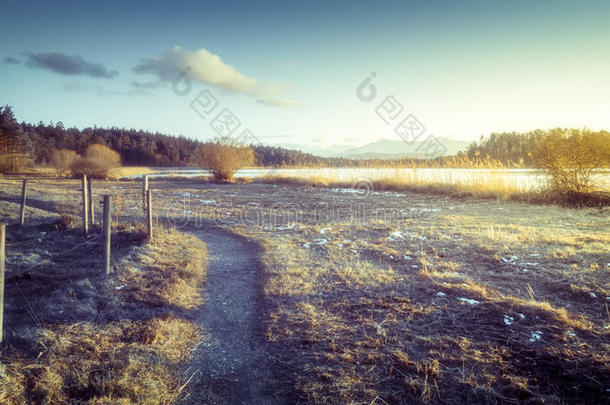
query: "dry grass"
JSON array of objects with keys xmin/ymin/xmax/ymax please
[
  {"xmin": 0, "ymin": 224, "xmax": 207, "ymax": 404},
  {"xmin": 257, "ymin": 169, "xmax": 610, "ymax": 206},
  {"xmin": 1, "ymin": 177, "xmax": 608, "ymax": 403},
  {"xmin": 251, "ymin": 195, "xmax": 610, "ymax": 403}
]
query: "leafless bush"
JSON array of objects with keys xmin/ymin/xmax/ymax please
[
  {"xmin": 70, "ymin": 144, "xmax": 121, "ymax": 179},
  {"xmin": 533, "ymin": 129, "xmax": 610, "ymax": 194},
  {"xmin": 49, "ymin": 149, "xmax": 79, "ymax": 176},
  {"xmin": 0, "ymin": 153, "xmax": 32, "ymax": 173},
  {"xmin": 190, "ymin": 138, "xmax": 254, "ymax": 181}
]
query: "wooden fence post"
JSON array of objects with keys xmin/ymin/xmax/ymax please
[
  {"xmin": 88, "ymin": 179, "xmax": 95, "ymax": 225},
  {"xmin": 19, "ymin": 179, "xmax": 28, "ymax": 226},
  {"xmin": 146, "ymin": 189, "xmax": 153, "ymax": 240},
  {"xmin": 103, "ymin": 195, "xmax": 111, "ymax": 274},
  {"xmin": 0, "ymin": 223, "xmax": 5, "ymax": 343},
  {"xmin": 142, "ymin": 175, "xmax": 149, "ymax": 210},
  {"xmin": 82, "ymin": 175, "xmax": 89, "ymax": 234}
]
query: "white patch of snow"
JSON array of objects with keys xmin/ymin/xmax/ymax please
[
  {"xmin": 529, "ymin": 331, "xmax": 543, "ymax": 342},
  {"xmin": 501, "ymin": 255, "xmax": 519, "ymax": 263},
  {"xmin": 389, "ymin": 231, "xmax": 404, "ymax": 240},
  {"xmin": 199, "ymin": 199, "xmax": 216, "ymax": 205},
  {"xmin": 319, "ymin": 227, "xmax": 331, "ymax": 234},
  {"xmin": 302, "ymin": 242, "xmax": 310, "ymax": 249},
  {"xmin": 403, "ymin": 255, "xmax": 412, "ymax": 261},
  {"xmin": 504, "ymin": 315, "xmax": 515, "ymax": 326},
  {"xmin": 518, "ymin": 313, "xmax": 526, "ymax": 320},
  {"xmin": 277, "ymin": 224, "xmax": 296, "ymax": 231},
  {"xmin": 458, "ymin": 298, "xmax": 480, "ymax": 305},
  {"xmin": 115, "ymin": 284, "xmax": 127, "ymax": 290},
  {"xmin": 590, "ymin": 292, "xmax": 597, "ymax": 298},
  {"xmin": 436, "ymin": 292, "xmax": 446, "ymax": 297},
  {"xmin": 313, "ymin": 238, "xmax": 328, "ymax": 245}
]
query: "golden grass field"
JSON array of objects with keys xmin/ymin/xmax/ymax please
[{"xmin": 0, "ymin": 175, "xmax": 608, "ymax": 403}]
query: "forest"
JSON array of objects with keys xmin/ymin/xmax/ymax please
[{"xmin": 1, "ymin": 105, "xmax": 609, "ymax": 171}]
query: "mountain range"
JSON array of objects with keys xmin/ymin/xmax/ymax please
[{"xmin": 281, "ymin": 137, "xmax": 471, "ymax": 159}]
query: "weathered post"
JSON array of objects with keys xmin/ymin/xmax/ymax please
[
  {"xmin": 146, "ymin": 189, "xmax": 153, "ymax": 240},
  {"xmin": 103, "ymin": 195, "xmax": 111, "ymax": 274},
  {"xmin": 88, "ymin": 179, "xmax": 95, "ymax": 225},
  {"xmin": 0, "ymin": 223, "xmax": 5, "ymax": 343},
  {"xmin": 82, "ymin": 175, "xmax": 89, "ymax": 234},
  {"xmin": 142, "ymin": 175, "xmax": 149, "ymax": 210},
  {"xmin": 19, "ymin": 179, "xmax": 28, "ymax": 226}
]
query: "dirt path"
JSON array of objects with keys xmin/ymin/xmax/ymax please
[{"xmin": 182, "ymin": 225, "xmax": 285, "ymax": 404}]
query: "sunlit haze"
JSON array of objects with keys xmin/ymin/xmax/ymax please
[{"xmin": 2, "ymin": 0, "xmax": 609, "ymax": 152}]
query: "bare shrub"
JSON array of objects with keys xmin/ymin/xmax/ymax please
[
  {"xmin": 49, "ymin": 149, "xmax": 79, "ymax": 176},
  {"xmin": 70, "ymin": 144, "xmax": 121, "ymax": 179},
  {"xmin": 533, "ymin": 129, "xmax": 610, "ymax": 194},
  {"xmin": 190, "ymin": 138, "xmax": 254, "ymax": 181}
]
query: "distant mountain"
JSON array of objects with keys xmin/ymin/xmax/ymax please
[
  {"xmin": 276, "ymin": 143, "xmax": 355, "ymax": 158},
  {"xmin": 340, "ymin": 138, "xmax": 470, "ymax": 158}
]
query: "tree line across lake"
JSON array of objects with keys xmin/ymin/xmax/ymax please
[{"xmin": 1, "ymin": 105, "xmax": 609, "ymax": 174}]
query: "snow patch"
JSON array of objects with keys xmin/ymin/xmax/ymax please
[
  {"xmin": 529, "ymin": 331, "xmax": 543, "ymax": 342},
  {"xmin": 458, "ymin": 298, "xmax": 480, "ymax": 305},
  {"xmin": 504, "ymin": 315, "xmax": 515, "ymax": 326},
  {"xmin": 389, "ymin": 231, "xmax": 404, "ymax": 240},
  {"xmin": 501, "ymin": 255, "xmax": 519, "ymax": 263},
  {"xmin": 436, "ymin": 292, "xmax": 446, "ymax": 297}
]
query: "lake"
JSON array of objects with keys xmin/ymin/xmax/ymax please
[{"xmin": 129, "ymin": 167, "xmax": 610, "ymax": 192}]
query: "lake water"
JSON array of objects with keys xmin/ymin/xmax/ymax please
[{"xmin": 132, "ymin": 167, "xmax": 610, "ymax": 192}]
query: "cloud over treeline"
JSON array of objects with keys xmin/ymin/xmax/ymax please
[{"xmin": 24, "ymin": 51, "xmax": 118, "ymax": 78}]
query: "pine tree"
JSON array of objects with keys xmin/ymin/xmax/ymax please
[{"xmin": 0, "ymin": 105, "xmax": 30, "ymax": 173}]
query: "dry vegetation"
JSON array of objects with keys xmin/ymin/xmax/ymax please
[
  {"xmin": 257, "ymin": 167, "xmax": 610, "ymax": 207},
  {"xmin": 0, "ymin": 204, "xmax": 207, "ymax": 403},
  {"xmin": 0, "ymin": 177, "xmax": 608, "ymax": 404},
  {"xmin": 190, "ymin": 139, "xmax": 254, "ymax": 182},
  {"xmin": 69, "ymin": 144, "xmax": 123, "ymax": 179},
  {"xmin": 255, "ymin": 201, "xmax": 610, "ymax": 403}
]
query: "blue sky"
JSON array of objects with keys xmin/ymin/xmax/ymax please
[{"xmin": 1, "ymin": 0, "xmax": 610, "ymax": 150}]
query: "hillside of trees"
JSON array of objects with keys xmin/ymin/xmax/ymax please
[
  {"xmin": 2, "ymin": 105, "xmax": 609, "ymax": 171},
  {"xmin": 463, "ymin": 129, "xmax": 610, "ymax": 167}
]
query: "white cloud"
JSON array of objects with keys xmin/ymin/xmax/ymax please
[{"xmin": 133, "ymin": 46, "xmax": 297, "ymax": 107}]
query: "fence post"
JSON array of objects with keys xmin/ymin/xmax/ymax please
[
  {"xmin": 19, "ymin": 179, "xmax": 28, "ymax": 226},
  {"xmin": 0, "ymin": 223, "xmax": 5, "ymax": 343},
  {"xmin": 146, "ymin": 189, "xmax": 153, "ymax": 240},
  {"xmin": 88, "ymin": 179, "xmax": 95, "ymax": 225},
  {"xmin": 142, "ymin": 175, "xmax": 149, "ymax": 210},
  {"xmin": 103, "ymin": 195, "xmax": 111, "ymax": 275},
  {"xmin": 82, "ymin": 175, "xmax": 89, "ymax": 234}
]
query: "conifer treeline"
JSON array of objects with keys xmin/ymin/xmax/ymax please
[{"xmin": 2, "ymin": 105, "xmax": 609, "ymax": 169}]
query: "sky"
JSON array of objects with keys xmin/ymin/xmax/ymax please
[{"xmin": 1, "ymin": 0, "xmax": 610, "ymax": 151}]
